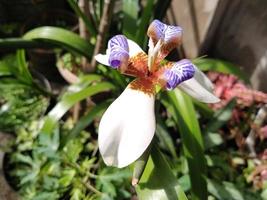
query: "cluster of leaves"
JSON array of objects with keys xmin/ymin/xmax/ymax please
[
  {"xmin": 7, "ymin": 119, "xmax": 131, "ymax": 200},
  {"xmin": 0, "ymin": 78, "xmax": 48, "ymax": 132}
]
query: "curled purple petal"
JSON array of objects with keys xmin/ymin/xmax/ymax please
[
  {"xmin": 107, "ymin": 35, "xmax": 129, "ymax": 69},
  {"xmin": 164, "ymin": 25, "xmax": 182, "ymax": 44},
  {"xmin": 147, "ymin": 20, "xmax": 167, "ymax": 43},
  {"xmin": 108, "ymin": 35, "xmax": 129, "ymax": 51},
  {"xmin": 164, "ymin": 59, "xmax": 195, "ymax": 90},
  {"xmin": 108, "ymin": 50, "xmax": 129, "ymax": 69},
  {"xmin": 147, "ymin": 20, "xmax": 182, "ymax": 46}
]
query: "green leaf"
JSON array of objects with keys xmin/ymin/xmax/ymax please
[
  {"xmin": 205, "ymin": 99, "xmax": 236, "ymax": 134},
  {"xmin": 0, "ymin": 38, "xmax": 53, "ymax": 49},
  {"xmin": 135, "ymin": 0, "xmax": 155, "ymax": 47},
  {"xmin": 192, "ymin": 99, "xmax": 214, "ymax": 119},
  {"xmin": 23, "ymin": 26, "xmax": 93, "ymax": 58},
  {"xmin": 67, "ymin": 0, "xmax": 97, "ymax": 37},
  {"xmin": 0, "ymin": 53, "xmax": 33, "ymax": 84},
  {"xmin": 0, "ymin": 55, "xmax": 14, "ymax": 76},
  {"xmin": 156, "ymin": 118, "xmax": 178, "ymax": 159},
  {"xmin": 163, "ymin": 89, "xmax": 207, "ymax": 200},
  {"xmin": 122, "ymin": 0, "xmax": 138, "ymax": 39},
  {"xmin": 16, "ymin": 50, "xmax": 33, "ymax": 84},
  {"xmin": 203, "ymin": 100, "xmax": 235, "ymax": 150},
  {"xmin": 193, "ymin": 58, "xmax": 250, "ymax": 83},
  {"xmin": 204, "ymin": 132, "xmax": 224, "ymax": 150},
  {"xmin": 136, "ymin": 144, "xmax": 188, "ymax": 200},
  {"xmin": 60, "ymin": 100, "xmax": 111, "ymax": 148},
  {"xmin": 41, "ymin": 81, "xmax": 115, "ymax": 135},
  {"xmin": 207, "ymin": 180, "xmax": 248, "ymax": 200}
]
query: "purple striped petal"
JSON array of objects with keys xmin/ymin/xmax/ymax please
[
  {"xmin": 107, "ymin": 35, "xmax": 129, "ymax": 69},
  {"xmin": 147, "ymin": 20, "xmax": 167, "ymax": 43},
  {"xmin": 164, "ymin": 59, "xmax": 195, "ymax": 90},
  {"xmin": 164, "ymin": 25, "xmax": 182, "ymax": 44},
  {"xmin": 147, "ymin": 20, "xmax": 183, "ymax": 62},
  {"xmin": 147, "ymin": 20, "xmax": 182, "ymax": 46}
]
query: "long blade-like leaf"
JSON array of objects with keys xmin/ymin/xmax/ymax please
[
  {"xmin": 135, "ymin": 0, "xmax": 155, "ymax": 47},
  {"xmin": 41, "ymin": 82, "xmax": 115, "ymax": 135},
  {"xmin": 163, "ymin": 89, "xmax": 207, "ymax": 200},
  {"xmin": 193, "ymin": 58, "xmax": 249, "ymax": 83},
  {"xmin": 67, "ymin": 0, "xmax": 97, "ymax": 37},
  {"xmin": 23, "ymin": 26, "xmax": 93, "ymax": 58},
  {"xmin": 122, "ymin": 0, "xmax": 138, "ymax": 39},
  {"xmin": 16, "ymin": 50, "xmax": 33, "ymax": 84},
  {"xmin": 0, "ymin": 38, "xmax": 53, "ymax": 49}
]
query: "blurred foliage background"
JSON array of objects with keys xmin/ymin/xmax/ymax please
[{"xmin": 0, "ymin": 0, "xmax": 266, "ymax": 200}]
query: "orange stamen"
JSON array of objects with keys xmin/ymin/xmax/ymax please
[
  {"xmin": 123, "ymin": 53, "xmax": 148, "ymax": 78},
  {"xmin": 129, "ymin": 78, "xmax": 155, "ymax": 96}
]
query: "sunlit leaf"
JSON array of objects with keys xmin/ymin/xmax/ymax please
[{"xmin": 136, "ymin": 144, "xmax": 188, "ymax": 200}]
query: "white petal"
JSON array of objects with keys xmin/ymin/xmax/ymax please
[
  {"xmin": 193, "ymin": 65, "xmax": 214, "ymax": 92},
  {"xmin": 98, "ymin": 86, "xmax": 155, "ymax": 168},
  {"xmin": 178, "ymin": 77, "xmax": 220, "ymax": 103},
  {"xmin": 94, "ymin": 54, "xmax": 109, "ymax": 66},
  {"xmin": 127, "ymin": 39, "xmax": 145, "ymax": 57}
]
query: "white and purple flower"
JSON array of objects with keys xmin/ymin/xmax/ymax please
[{"xmin": 95, "ymin": 19, "xmax": 220, "ymax": 168}]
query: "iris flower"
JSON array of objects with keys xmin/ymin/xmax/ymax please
[{"xmin": 95, "ymin": 20, "xmax": 220, "ymax": 168}]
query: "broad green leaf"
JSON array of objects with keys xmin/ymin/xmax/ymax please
[
  {"xmin": 135, "ymin": 0, "xmax": 155, "ymax": 47},
  {"xmin": 122, "ymin": 0, "xmax": 138, "ymax": 39},
  {"xmin": 193, "ymin": 58, "xmax": 249, "ymax": 83},
  {"xmin": 41, "ymin": 82, "xmax": 115, "ymax": 135},
  {"xmin": 67, "ymin": 0, "xmax": 97, "ymax": 37},
  {"xmin": 163, "ymin": 89, "xmax": 207, "ymax": 200},
  {"xmin": 136, "ymin": 145, "xmax": 188, "ymax": 200},
  {"xmin": 23, "ymin": 26, "xmax": 93, "ymax": 58}
]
